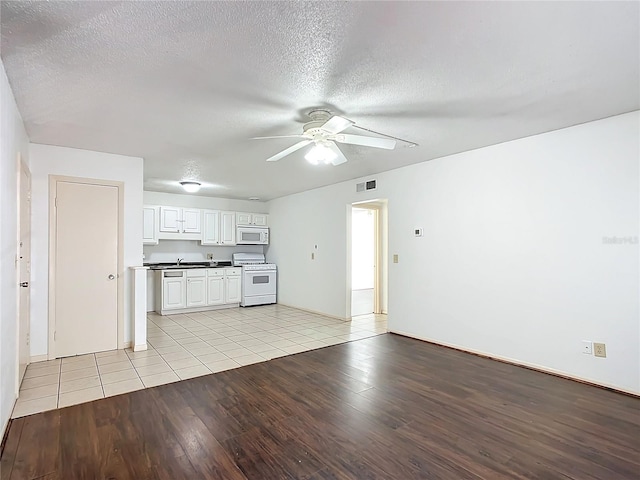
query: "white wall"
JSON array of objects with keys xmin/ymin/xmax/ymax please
[
  {"xmin": 29, "ymin": 144, "xmax": 143, "ymax": 357},
  {"xmin": 0, "ymin": 62, "xmax": 30, "ymax": 435},
  {"xmin": 268, "ymin": 111, "xmax": 640, "ymax": 394}
]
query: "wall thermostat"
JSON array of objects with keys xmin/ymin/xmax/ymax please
[{"xmin": 414, "ymin": 228, "xmax": 423, "ymax": 237}]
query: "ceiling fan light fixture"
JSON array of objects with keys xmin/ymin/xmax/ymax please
[
  {"xmin": 305, "ymin": 143, "xmax": 337, "ymax": 165},
  {"xmin": 180, "ymin": 181, "xmax": 201, "ymax": 193}
]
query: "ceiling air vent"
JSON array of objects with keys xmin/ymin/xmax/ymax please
[{"xmin": 356, "ymin": 179, "xmax": 377, "ymax": 193}]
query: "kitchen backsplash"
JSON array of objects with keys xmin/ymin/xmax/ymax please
[{"xmin": 143, "ymin": 240, "xmax": 264, "ymax": 264}]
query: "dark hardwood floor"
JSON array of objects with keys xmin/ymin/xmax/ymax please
[{"xmin": 2, "ymin": 333, "xmax": 639, "ymax": 479}]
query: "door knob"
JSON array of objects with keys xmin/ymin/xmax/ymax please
[
  {"xmin": 108, "ymin": 274, "xmax": 115, "ymax": 280},
  {"xmin": 20, "ymin": 282, "xmax": 29, "ymax": 287}
]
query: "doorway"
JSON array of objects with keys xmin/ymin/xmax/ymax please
[
  {"xmin": 49, "ymin": 176, "xmax": 124, "ymax": 358},
  {"xmin": 351, "ymin": 208, "xmax": 376, "ymax": 315},
  {"xmin": 17, "ymin": 155, "xmax": 31, "ymax": 387},
  {"xmin": 350, "ymin": 200, "xmax": 387, "ymax": 317}
]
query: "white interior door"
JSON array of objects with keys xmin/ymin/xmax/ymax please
[
  {"xmin": 55, "ymin": 181, "xmax": 119, "ymax": 357},
  {"xmin": 18, "ymin": 159, "xmax": 31, "ymax": 385}
]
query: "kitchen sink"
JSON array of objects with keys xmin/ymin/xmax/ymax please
[{"xmin": 163, "ymin": 265, "xmax": 204, "ymax": 269}]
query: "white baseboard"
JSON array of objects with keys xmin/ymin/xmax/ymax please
[
  {"xmin": 390, "ymin": 329, "xmax": 640, "ymax": 397},
  {"xmin": 133, "ymin": 343, "xmax": 147, "ymax": 352},
  {"xmin": 32, "ymin": 342, "xmax": 133, "ymax": 363},
  {"xmin": 30, "ymin": 354, "xmax": 48, "ymax": 363},
  {"xmin": 277, "ymin": 303, "xmax": 349, "ymax": 321}
]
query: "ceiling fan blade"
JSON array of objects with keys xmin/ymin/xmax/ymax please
[
  {"xmin": 252, "ymin": 134, "xmax": 308, "ymax": 140},
  {"xmin": 333, "ymin": 134, "xmax": 396, "ymax": 150},
  {"xmin": 265, "ymin": 140, "xmax": 312, "ymax": 162},
  {"xmin": 320, "ymin": 115, "xmax": 354, "ymax": 135},
  {"xmin": 328, "ymin": 143, "xmax": 348, "ymax": 166}
]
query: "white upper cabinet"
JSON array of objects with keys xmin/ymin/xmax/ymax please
[
  {"xmin": 201, "ymin": 210, "xmax": 221, "ymax": 245},
  {"xmin": 182, "ymin": 208, "xmax": 201, "ymax": 233},
  {"xmin": 201, "ymin": 210, "xmax": 235, "ymax": 245},
  {"xmin": 159, "ymin": 206, "xmax": 201, "ymax": 234},
  {"xmin": 220, "ymin": 211, "xmax": 236, "ymax": 245},
  {"xmin": 159, "ymin": 206, "xmax": 181, "ymax": 232},
  {"xmin": 236, "ymin": 212, "xmax": 252, "ymax": 225},
  {"xmin": 236, "ymin": 212, "xmax": 268, "ymax": 226},
  {"xmin": 252, "ymin": 213, "xmax": 268, "ymax": 226},
  {"xmin": 143, "ymin": 206, "xmax": 159, "ymax": 245},
  {"xmin": 147, "ymin": 205, "xmax": 266, "ymax": 244}
]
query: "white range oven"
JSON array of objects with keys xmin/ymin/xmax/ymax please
[{"xmin": 232, "ymin": 253, "xmax": 277, "ymax": 307}]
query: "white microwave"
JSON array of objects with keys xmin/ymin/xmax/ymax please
[{"xmin": 236, "ymin": 225, "xmax": 269, "ymax": 245}]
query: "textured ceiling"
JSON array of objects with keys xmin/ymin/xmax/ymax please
[{"xmin": 2, "ymin": 1, "xmax": 638, "ymax": 201}]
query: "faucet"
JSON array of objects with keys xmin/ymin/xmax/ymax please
[{"xmin": 177, "ymin": 258, "xmax": 184, "ymax": 265}]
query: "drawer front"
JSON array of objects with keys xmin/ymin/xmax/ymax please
[
  {"xmin": 225, "ymin": 267, "xmax": 242, "ymax": 276},
  {"xmin": 186, "ymin": 269, "xmax": 206, "ymax": 278},
  {"xmin": 163, "ymin": 270, "xmax": 185, "ymax": 278},
  {"xmin": 207, "ymin": 269, "xmax": 225, "ymax": 277}
]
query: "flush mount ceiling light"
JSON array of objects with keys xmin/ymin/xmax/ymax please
[{"xmin": 179, "ymin": 181, "xmax": 201, "ymax": 193}]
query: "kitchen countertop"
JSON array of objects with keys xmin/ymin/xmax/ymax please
[{"xmin": 144, "ymin": 261, "xmax": 234, "ymax": 270}]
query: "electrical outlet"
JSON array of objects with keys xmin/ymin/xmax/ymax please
[
  {"xmin": 393, "ymin": 254, "xmax": 399, "ymax": 263},
  {"xmin": 311, "ymin": 252, "xmax": 315, "ymax": 260},
  {"xmin": 206, "ymin": 253, "xmax": 214, "ymax": 260},
  {"xmin": 582, "ymin": 341, "xmax": 592, "ymax": 355},
  {"xmin": 593, "ymin": 342, "xmax": 607, "ymax": 358}
]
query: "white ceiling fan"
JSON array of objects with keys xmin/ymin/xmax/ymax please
[{"xmin": 253, "ymin": 109, "xmax": 398, "ymax": 166}]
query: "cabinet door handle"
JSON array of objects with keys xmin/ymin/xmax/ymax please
[{"xmin": 108, "ymin": 274, "xmax": 115, "ymax": 280}]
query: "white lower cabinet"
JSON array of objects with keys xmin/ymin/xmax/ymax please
[
  {"xmin": 186, "ymin": 270, "xmax": 207, "ymax": 307},
  {"xmin": 156, "ymin": 267, "xmax": 242, "ymax": 315},
  {"xmin": 161, "ymin": 272, "xmax": 186, "ymax": 311},
  {"xmin": 225, "ymin": 269, "xmax": 242, "ymax": 304},
  {"xmin": 207, "ymin": 269, "xmax": 225, "ymax": 305}
]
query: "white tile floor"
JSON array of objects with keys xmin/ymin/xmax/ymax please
[{"xmin": 13, "ymin": 304, "xmax": 387, "ymax": 418}]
